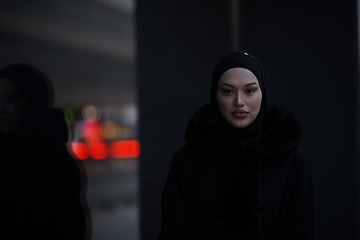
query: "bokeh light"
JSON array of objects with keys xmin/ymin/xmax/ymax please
[
  {"xmin": 71, "ymin": 142, "xmax": 89, "ymax": 160},
  {"xmin": 82, "ymin": 120, "xmax": 104, "ymax": 143},
  {"xmin": 82, "ymin": 104, "xmax": 102, "ymax": 122},
  {"xmin": 109, "ymin": 140, "xmax": 140, "ymax": 158},
  {"xmin": 88, "ymin": 142, "xmax": 108, "ymax": 160},
  {"xmin": 102, "ymin": 120, "xmax": 121, "ymax": 140},
  {"xmin": 62, "ymin": 108, "xmax": 75, "ymax": 127}
]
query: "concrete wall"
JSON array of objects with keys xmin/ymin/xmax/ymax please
[{"xmin": 240, "ymin": 1, "xmax": 359, "ymax": 239}]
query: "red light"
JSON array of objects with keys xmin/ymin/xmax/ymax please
[
  {"xmin": 71, "ymin": 142, "xmax": 89, "ymax": 160},
  {"xmin": 109, "ymin": 140, "xmax": 140, "ymax": 158},
  {"xmin": 88, "ymin": 142, "xmax": 108, "ymax": 160},
  {"xmin": 83, "ymin": 120, "xmax": 104, "ymax": 143}
]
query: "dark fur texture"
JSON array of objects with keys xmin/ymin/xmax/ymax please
[{"xmin": 184, "ymin": 104, "xmax": 303, "ymax": 239}]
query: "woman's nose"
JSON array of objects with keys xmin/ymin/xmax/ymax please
[{"xmin": 234, "ymin": 93, "xmax": 244, "ymax": 106}]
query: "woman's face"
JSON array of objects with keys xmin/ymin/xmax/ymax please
[
  {"xmin": 0, "ymin": 78, "xmax": 27, "ymax": 133},
  {"xmin": 216, "ymin": 67, "xmax": 262, "ymax": 129}
]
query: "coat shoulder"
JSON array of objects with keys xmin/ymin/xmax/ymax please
[
  {"xmin": 275, "ymin": 147, "xmax": 311, "ymax": 176},
  {"xmin": 286, "ymin": 147, "xmax": 307, "ymax": 162},
  {"xmin": 288, "ymin": 147, "xmax": 309, "ymax": 166}
]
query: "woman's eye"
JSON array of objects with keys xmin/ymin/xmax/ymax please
[
  {"xmin": 223, "ymin": 90, "xmax": 233, "ymax": 95},
  {"xmin": 245, "ymin": 88, "xmax": 258, "ymax": 94}
]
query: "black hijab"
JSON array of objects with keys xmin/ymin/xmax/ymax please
[
  {"xmin": 210, "ymin": 52, "xmax": 267, "ymax": 142},
  {"xmin": 0, "ymin": 63, "xmax": 54, "ymax": 116},
  {"xmin": 0, "ymin": 63, "xmax": 54, "ymax": 141}
]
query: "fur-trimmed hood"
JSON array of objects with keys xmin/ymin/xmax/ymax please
[{"xmin": 184, "ymin": 104, "xmax": 302, "ymax": 165}]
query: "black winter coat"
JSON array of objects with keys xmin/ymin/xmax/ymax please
[{"xmin": 159, "ymin": 105, "xmax": 316, "ymax": 240}]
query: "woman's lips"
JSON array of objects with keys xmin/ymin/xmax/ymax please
[{"xmin": 232, "ymin": 109, "xmax": 248, "ymax": 118}]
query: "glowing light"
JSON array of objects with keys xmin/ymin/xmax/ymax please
[
  {"xmin": 88, "ymin": 142, "xmax": 108, "ymax": 160},
  {"xmin": 82, "ymin": 104, "xmax": 102, "ymax": 122},
  {"xmin": 82, "ymin": 120, "xmax": 104, "ymax": 143},
  {"xmin": 71, "ymin": 142, "xmax": 88, "ymax": 160},
  {"xmin": 109, "ymin": 140, "xmax": 140, "ymax": 158},
  {"xmin": 102, "ymin": 121, "xmax": 121, "ymax": 140},
  {"xmin": 62, "ymin": 108, "xmax": 75, "ymax": 127}
]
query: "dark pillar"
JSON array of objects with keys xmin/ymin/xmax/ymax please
[
  {"xmin": 136, "ymin": 2, "xmax": 232, "ymax": 239},
  {"xmin": 240, "ymin": 1, "xmax": 359, "ymax": 239}
]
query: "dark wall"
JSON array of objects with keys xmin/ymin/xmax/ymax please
[
  {"xmin": 137, "ymin": 1, "xmax": 359, "ymax": 239},
  {"xmin": 240, "ymin": 1, "xmax": 359, "ymax": 239},
  {"xmin": 136, "ymin": 2, "xmax": 232, "ymax": 239}
]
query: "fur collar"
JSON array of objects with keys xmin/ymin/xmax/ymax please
[
  {"xmin": 184, "ymin": 104, "xmax": 302, "ymax": 239},
  {"xmin": 184, "ymin": 104, "xmax": 302, "ymax": 165}
]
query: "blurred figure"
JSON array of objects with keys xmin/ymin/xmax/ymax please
[{"xmin": 0, "ymin": 64, "xmax": 86, "ymax": 239}]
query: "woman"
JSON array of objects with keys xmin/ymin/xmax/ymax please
[
  {"xmin": 159, "ymin": 53, "xmax": 316, "ymax": 240},
  {"xmin": 0, "ymin": 63, "xmax": 86, "ymax": 239}
]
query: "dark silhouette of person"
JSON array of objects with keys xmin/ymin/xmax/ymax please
[{"xmin": 0, "ymin": 63, "xmax": 86, "ymax": 239}]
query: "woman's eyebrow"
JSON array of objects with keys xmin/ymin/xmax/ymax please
[
  {"xmin": 245, "ymin": 82, "xmax": 258, "ymax": 87},
  {"xmin": 219, "ymin": 83, "xmax": 234, "ymax": 87},
  {"xmin": 220, "ymin": 82, "xmax": 258, "ymax": 87}
]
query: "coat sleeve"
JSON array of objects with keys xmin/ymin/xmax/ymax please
[
  {"xmin": 159, "ymin": 155, "xmax": 197, "ymax": 240},
  {"xmin": 40, "ymin": 109, "xmax": 86, "ymax": 239},
  {"xmin": 279, "ymin": 155, "xmax": 317, "ymax": 240},
  {"xmin": 47, "ymin": 144, "xmax": 86, "ymax": 240}
]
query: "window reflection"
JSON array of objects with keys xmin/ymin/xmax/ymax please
[{"xmin": 0, "ymin": 0, "xmax": 138, "ymax": 239}]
